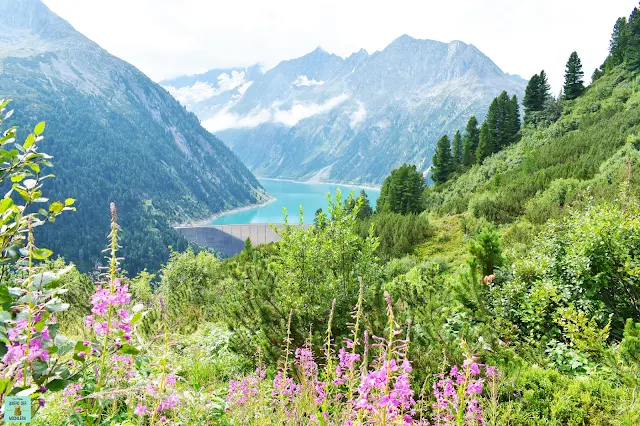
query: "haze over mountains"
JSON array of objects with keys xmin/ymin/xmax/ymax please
[
  {"xmin": 0, "ymin": 0, "xmax": 268, "ymax": 272},
  {"xmin": 162, "ymin": 37, "xmax": 528, "ymax": 185}
]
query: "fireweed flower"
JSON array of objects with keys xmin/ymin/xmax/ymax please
[
  {"xmin": 134, "ymin": 403, "xmax": 149, "ymax": 416},
  {"xmin": 432, "ymin": 355, "xmax": 498, "ymax": 425}
]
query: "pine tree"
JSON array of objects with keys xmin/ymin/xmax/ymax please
[
  {"xmin": 462, "ymin": 116, "xmax": 480, "ymax": 166},
  {"xmin": 483, "ymin": 97, "xmax": 500, "ymax": 153},
  {"xmin": 523, "ymin": 73, "xmax": 540, "ymax": 124},
  {"xmin": 346, "ymin": 189, "xmax": 373, "ymax": 219},
  {"xmin": 452, "ymin": 130, "xmax": 463, "ymax": 167},
  {"xmin": 523, "ymin": 71, "xmax": 550, "ymax": 124},
  {"xmin": 609, "ymin": 17, "xmax": 629, "ymax": 68},
  {"xmin": 377, "ymin": 164, "xmax": 426, "ymax": 214},
  {"xmin": 507, "ymin": 94, "xmax": 521, "ymax": 144},
  {"xmin": 431, "ymin": 135, "xmax": 454, "ymax": 184},
  {"xmin": 496, "ymin": 91, "xmax": 512, "ymax": 149},
  {"xmin": 538, "ymin": 70, "xmax": 552, "ymax": 105},
  {"xmin": 628, "ymin": 7, "xmax": 640, "ymax": 70},
  {"xmin": 476, "ymin": 121, "xmax": 493, "ymax": 164},
  {"xmin": 563, "ymin": 52, "xmax": 585, "ymax": 100}
]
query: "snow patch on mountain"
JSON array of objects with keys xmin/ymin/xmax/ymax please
[{"xmin": 292, "ymin": 75, "xmax": 325, "ymax": 87}]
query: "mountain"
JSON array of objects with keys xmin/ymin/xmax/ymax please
[
  {"xmin": 0, "ymin": 0, "xmax": 268, "ymax": 273},
  {"xmin": 161, "ymin": 36, "xmax": 527, "ymax": 185}
]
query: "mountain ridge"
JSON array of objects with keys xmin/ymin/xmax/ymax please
[{"xmin": 162, "ymin": 37, "xmax": 527, "ymax": 185}]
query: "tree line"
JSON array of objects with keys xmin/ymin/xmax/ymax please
[{"xmin": 430, "ymin": 47, "xmax": 592, "ymax": 185}]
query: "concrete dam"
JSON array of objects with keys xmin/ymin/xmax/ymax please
[{"xmin": 175, "ymin": 224, "xmax": 310, "ymax": 257}]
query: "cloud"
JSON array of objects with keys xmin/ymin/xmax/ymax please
[
  {"xmin": 273, "ymin": 94, "xmax": 349, "ymax": 126},
  {"xmin": 164, "ymin": 82, "xmax": 218, "ymax": 106},
  {"xmin": 163, "ymin": 70, "xmax": 249, "ymax": 106},
  {"xmin": 201, "ymin": 94, "xmax": 350, "ymax": 132},
  {"xmin": 202, "ymin": 107, "xmax": 271, "ymax": 132},
  {"xmin": 349, "ymin": 101, "xmax": 366, "ymax": 128}
]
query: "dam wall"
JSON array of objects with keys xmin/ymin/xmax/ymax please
[{"xmin": 175, "ymin": 224, "xmax": 310, "ymax": 257}]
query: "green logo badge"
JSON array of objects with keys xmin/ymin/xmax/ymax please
[{"xmin": 4, "ymin": 396, "xmax": 31, "ymax": 423}]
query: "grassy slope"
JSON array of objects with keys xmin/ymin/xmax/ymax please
[{"xmin": 426, "ymin": 67, "xmax": 640, "ymax": 226}]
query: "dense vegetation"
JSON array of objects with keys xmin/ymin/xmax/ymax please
[{"xmin": 2, "ymin": 3, "xmax": 640, "ymax": 426}]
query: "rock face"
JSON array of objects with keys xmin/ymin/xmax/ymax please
[
  {"xmin": 0, "ymin": 0, "xmax": 268, "ymax": 272},
  {"xmin": 162, "ymin": 36, "xmax": 527, "ymax": 185}
]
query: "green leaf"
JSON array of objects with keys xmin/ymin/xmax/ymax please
[
  {"xmin": 0, "ymin": 198, "xmax": 14, "ymax": 213},
  {"xmin": 119, "ymin": 344, "xmax": 139, "ymax": 355},
  {"xmin": 32, "ymin": 248, "xmax": 53, "ymax": 260},
  {"xmin": 0, "ymin": 378, "xmax": 11, "ymax": 396},
  {"xmin": 23, "ymin": 133, "xmax": 35, "ymax": 149},
  {"xmin": 45, "ymin": 379, "xmax": 67, "ymax": 392},
  {"xmin": 0, "ymin": 286, "xmax": 11, "ymax": 304},
  {"xmin": 49, "ymin": 201, "xmax": 64, "ymax": 214},
  {"xmin": 65, "ymin": 198, "xmax": 75, "ymax": 206},
  {"xmin": 54, "ymin": 334, "xmax": 74, "ymax": 355},
  {"xmin": 44, "ymin": 300, "xmax": 69, "ymax": 313},
  {"xmin": 34, "ymin": 121, "xmax": 45, "ymax": 136},
  {"xmin": 32, "ymin": 360, "xmax": 48, "ymax": 379}
]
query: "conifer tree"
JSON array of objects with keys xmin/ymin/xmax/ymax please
[
  {"xmin": 452, "ymin": 130, "xmax": 463, "ymax": 167},
  {"xmin": 345, "ymin": 189, "xmax": 373, "ymax": 219},
  {"xmin": 609, "ymin": 17, "xmax": 629, "ymax": 69},
  {"xmin": 563, "ymin": 52, "xmax": 585, "ymax": 100},
  {"xmin": 476, "ymin": 121, "xmax": 493, "ymax": 164},
  {"xmin": 538, "ymin": 70, "xmax": 552, "ymax": 104},
  {"xmin": 628, "ymin": 6, "xmax": 640, "ymax": 70},
  {"xmin": 462, "ymin": 116, "xmax": 480, "ymax": 166},
  {"xmin": 496, "ymin": 91, "xmax": 512, "ymax": 149},
  {"xmin": 507, "ymin": 94, "xmax": 521, "ymax": 143},
  {"xmin": 523, "ymin": 71, "xmax": 551, "ymax": 124},
  {"xmin": 431, "ymin": 135, "xmax": 454, "ymax": 184},
  {"xmin": 377, "ymin": 164, "xmax": 426, "ymax": 214}
]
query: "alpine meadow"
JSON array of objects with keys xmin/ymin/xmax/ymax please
[{"xmin": 0, "ymin": 0, "xmax": 640, "ymax": 425}]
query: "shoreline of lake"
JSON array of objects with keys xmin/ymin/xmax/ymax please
[
  {"xmin": 175, "ymin": 195, "xmax": 277, "ymax": 228},
  {"xmin": 257, "ymin": 176, "xmax": 382, "ymax": 191}
]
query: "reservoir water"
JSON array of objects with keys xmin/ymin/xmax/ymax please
[{"xmin": 211, "ymin": 178, "xmax": 380, "ymax": 225}]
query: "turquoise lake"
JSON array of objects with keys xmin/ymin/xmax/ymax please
[{"xmin": 211, "ymin": 179, "xmax": 380, "ymax": 225}]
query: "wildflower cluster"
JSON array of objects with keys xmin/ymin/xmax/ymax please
[{"xmin": 432, "ymin": 355, "xmax": 499, "ymax": 426}]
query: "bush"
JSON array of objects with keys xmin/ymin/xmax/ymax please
[{"xmin": 356, "ymin": 212, "xmax": 429, "ymax": 260}]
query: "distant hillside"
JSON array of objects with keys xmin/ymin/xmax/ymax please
[
  {"xmin": 0, "ymin": 0, "xmax": 268, "ymax": 273},
  {"xmin": 425, "ymin": 66, "xmax": 640, "ymax": 225},
  {"xmin": 162, "ymin": 37, "xmax": 527, "ymax": 185}
]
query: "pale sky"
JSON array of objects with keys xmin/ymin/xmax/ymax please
[{"xmin": 43, "ymin": 0, "xmax": 637, "ymax": 91}]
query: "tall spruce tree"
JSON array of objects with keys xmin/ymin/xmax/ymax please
[
  {"xmin": 462, "ymin": 116, "xmax": 480, "ymax": 166},
  {"xmin": 496, "ymin": 91, "xmax": 512, "ymax": 149},
  {"xmin": 377, "ymin": 164, "xmax": 426, "ymax": 214},
  {"xmin": 523, "ymin": 70, "xmax": 551, "ymax": 124},
  {"xmin": 563, "ymin": 52, "xmax": 585, "ymax": 100},
  {"xmin": 476, "ymin": 121, "xmax": 493, "ymax": 164},
  {"xmin": 523, "ymin": 73, "xmax": 541, "ymax": 121},
  {"xmin": 507, "ymin": 95, "xmax": 521, "ymax": 143},
  {"xmin": 431, "ymin": 135, "xmax": 454, "ymax": 184},
  {"xmin": 609, "ymin": 17, "xmax": 629, "ymax": 69},
  {"xmin": 628, "ymin": 6, "xmax": 640, "ymax": 70},
  {"xmin": 452, "ymin": 130, "xmax": 463, "ymax": 167}
]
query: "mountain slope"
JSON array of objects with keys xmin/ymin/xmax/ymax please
[
  {"xmin": 0, "ymin": 0, "xmax": 268, "ymax": 272},
  {"xmin": 425, "ymin": 66, "xmax": 640, "ymax": 225},
  {"xmin": 162, "ymin": 37, "xmax": 527, "ymax": 185}
]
